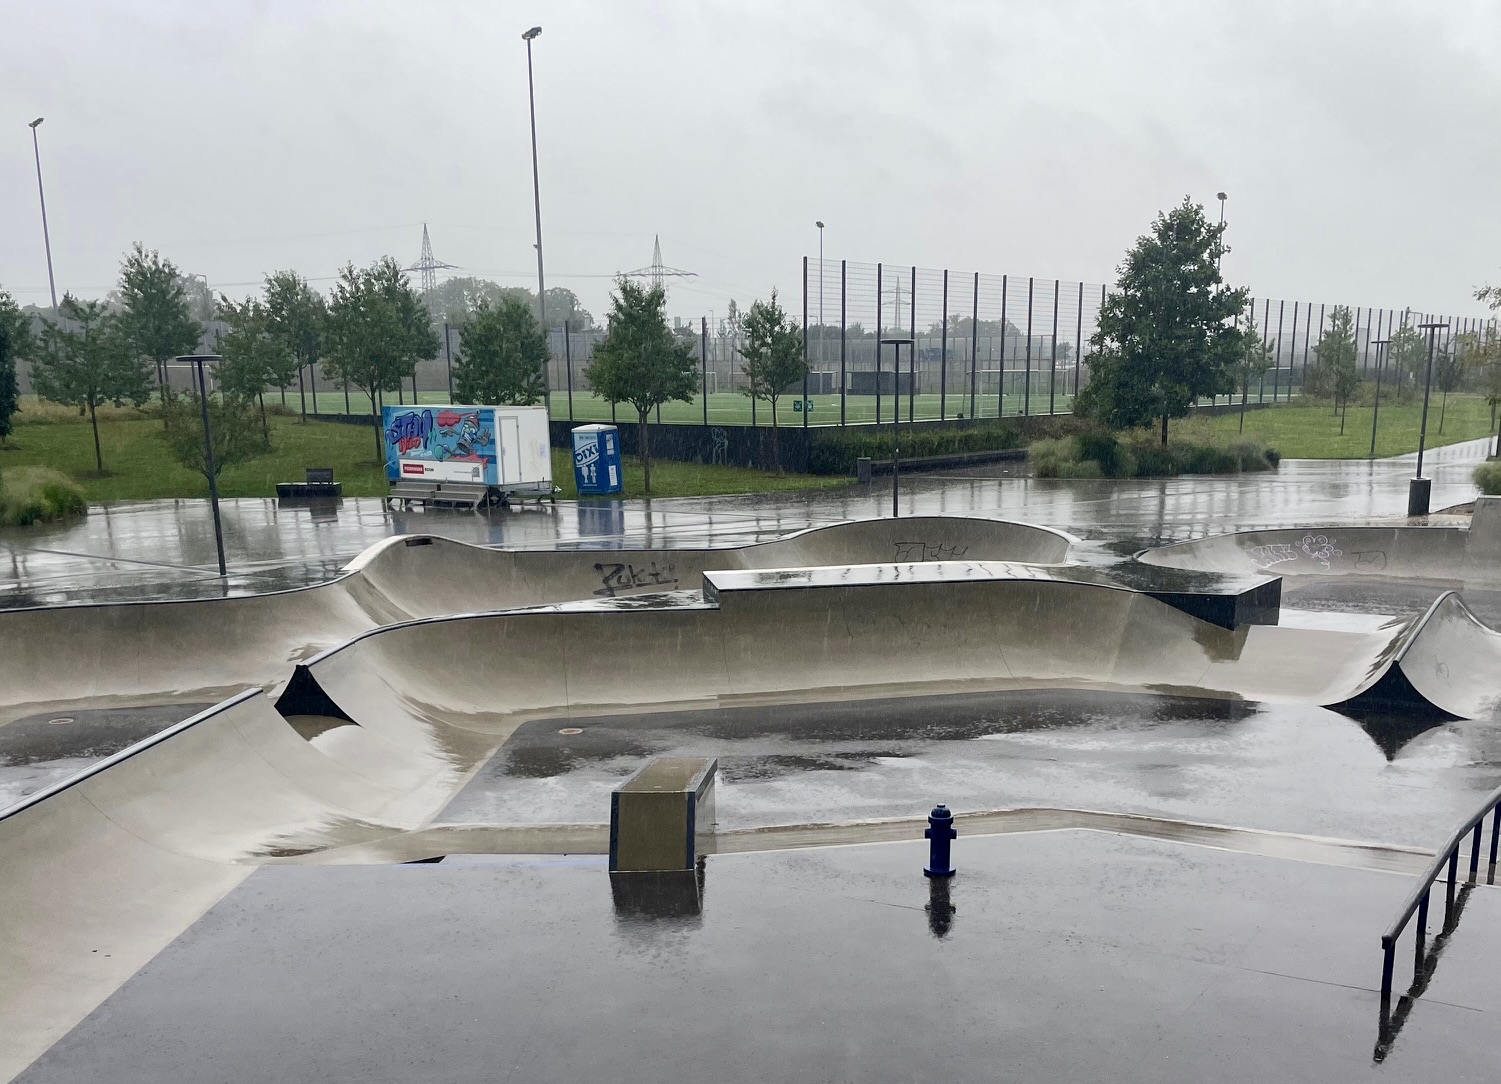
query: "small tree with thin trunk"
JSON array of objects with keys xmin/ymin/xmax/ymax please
[
  {"xmin": 116, "ymin": 243, "xmax": 202, "ymax": 402},
  {"xmin": 453, "ymin": 296, "xmax": 548, "ymax": 405},
  {"xmin": 0, "ymin": 288, "xmax": 31, "ymax": 447},
  {"xmin": 33, "ymin": 295, "xmax": 153, "ymax": 473},
  {"xmin": 322, "ymin": 259, "xmax": 438, "ymax": 462},
  {"xmin": 1387, "ymin": 320, "xmax": 1426, "ymax": 402},
  {"xmin": 160, "ymin": 391, "xmax": 269, "ymax": 491},
  {"xmin": 216, "ymin": 295, "xmax": 297, "ymax": 442},
  {"xmin": 738, "ymin": 291, "xmax": 806, "ymax": 474},
  {"xmin": 582, "ymin": 278, "xmax": 698, "ymax": 494},
  {"xmin": 1308, "ymin": 305, "xmax": 1359, "ymax": 431},
  {"xmin": 263, "ymin": 270, "xmax": 326, "ymax": 419},
  {"xmin": 1233, "ymin": 305, "xmax": 1275, "ymax": 433}
]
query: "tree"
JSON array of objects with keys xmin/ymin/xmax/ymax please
[
  {"xmin": 0, "ymin": 288, "xmax": 31, "ymax": 446},
  {"xmin": 1308, "ymin": 306, "xmax": 1359, "ymax": 431},
  {"xmin": 453, "ymin": 296, "xmax": 548, "ymax": 405},
  {"xmin": 738, "ymin": 291, "xmax": 806, "ymax": 474},
  {"xmin": 582, "ymin": 278, "xmax": 698, "ymax": 494},
  {"xmin": 216, "ymin": 295, "xmax": 297, "ymax": 442},
  {"xmin": 116, "ymin": 243, "xmax": 202, "ymax": 400},
  {"xmin": 1387, "ymin": 320, "xmax": 1427, "ymax": 402},
  {"xmin": 1232, "ymin": 305, "xmax": 1275, "ymax": 433},
  {"xmin": 263, "ymin": 270, "xmax": 327, "ymax": 418},
  {"xmin": 1075, "ymin": 198, "xmax": 1248, "ymax": 444},
  {"xmin": 33, "ymin": 296, "xmax": 153, "ymax": 473},
  {"xmin": 160, "ymin": 391, "xmax": 269, "ymax": 488},
  {"xmin": 423, "ymin": 277, "xmax": 594, "ymax": 331},
  {"xmin": 322, "ymin": 258, "xmax": 439, "ymax": 462}
]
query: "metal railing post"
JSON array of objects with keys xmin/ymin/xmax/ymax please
[
  {"xmin": 1414, "ymin": 891, "xmax": 1429, "ymax": 975},
  {"xmin": 1444, "ymin": 850, "xmax": 1459, "ymax": 929}
]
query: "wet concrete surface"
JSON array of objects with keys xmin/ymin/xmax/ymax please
[
  {"xmin": 0, "ymin": 703, "xmax": 213, "ymax": 810},
  {"xmin": 17, "ymin": 831, "xmax": 1501, "ymax": 1083},
  {"xmin": 0, "ymin": 437, "xmax": 1490, "ymax": 607},
  {"xmin": 441, "ymin": 688, "xmax": 1501, "ymax": 850}
]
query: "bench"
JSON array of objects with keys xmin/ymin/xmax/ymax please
[{"xmin": 275, "ymin": 466, "xmax": 342, "ymax": 499}]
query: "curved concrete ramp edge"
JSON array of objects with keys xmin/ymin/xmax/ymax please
[{"xmin": 0, "ymin": 516, "xmax": 1073, "ymax": 723}]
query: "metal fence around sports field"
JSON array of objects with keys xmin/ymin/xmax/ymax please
[{"xmin": 283, "ymin": 258, "xmax": 1498, "ymax": 429}]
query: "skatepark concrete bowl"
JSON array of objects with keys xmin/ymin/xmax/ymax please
[
  {"xmin": 0, "ymin": 515, "xmax": 1073, "ymax": 727},
  {"xmin": 5, "ymin": 509, "xmax": 1501, "ymax": 1081}
]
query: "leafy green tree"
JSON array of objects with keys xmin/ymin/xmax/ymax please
[
  {"xmin": 1387, "ymin": 320, "xmax": 1427, "ymax": 402},
  {"xmin": 33, "ymin": 295, "xmax": 153, "ymax": 473},
  {"xmin": 1307, "ymin": 306, "xmax": 1359, "ymax": 430},
  {"xmin": 453, "ymin": 296, "xmax": 548, "ymax": 405},
  {"xmin": 0, "ymin": 288, "xmax": 31, "ymax": 446},
  {"xmin": 216, "ymin": 295, "xmax": 297, "ymax": 442},
  {"xmin": 160, "ymin": 391, "xmax": 269, "ymax": 489},
  {"xmin": 582, "ymin": 278, "xmax": 698, "ymax": 494},
  {"xmin": 322, "ymin": 258, "xmax": 439, "ymax": 462},
  {"xmin": 116, "ymin": 243, "xmax": 203, "ymax": 400},
  {"xmin": 1076, "ymin": 198, "xmax": 1248, "ymax": 444},
  {"xmin": 424, "ymin": 276, "xmax": 594, "ymax": 331},
  {"xmin": 738, "ymin": 291, "xmax": 806, "ymax": 473},
  {"xmin": 1233, "ymin": 306, "xmax": 1275, "ymax": 433},
  {"xmin": 263, "ymin": 270, "xmax": 327, "ymax": 418}
]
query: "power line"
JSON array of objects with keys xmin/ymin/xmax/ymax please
[
  {"xmin": 403, "ymin": 223, "xmax": 456, "ymax": 298},
  {"xmin": 619, "ymin": 235, "xmax": 696, "ymax": 291}
]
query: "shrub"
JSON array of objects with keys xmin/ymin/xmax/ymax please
[
  {"xmin": 0, "ymin": 466, "xmax": 88, "ymax": 526},
  {"xmin": 1074, "ymin": 431, "xmax": 1137, "ymax": 478},
  {"xmin": 1029, "ymin": 438, "xmax": 1077, "ymax": 478},
  {"xmin": 808, "ymin": 422, "xmax": 1021, "ymax": 475},
  {"xmin": 1475, "ymin": 461, "xmax": 1501, "ymax": 496}
]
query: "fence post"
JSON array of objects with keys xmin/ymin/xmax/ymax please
[
  {"xmin": 969, "ymin": 272, "xmax": 979, "ymax": 420},
  {"xmin": 940, "ymin": 269, "xmax": 948, "ymax": 421},
  {"xmin": 1049, "ymin": 278, "xmax": 1060, "ymax": 415},
  {"xmin": 310, "ymin": 360, "xmax": 319, "ymax": 411},
  {"xmin": 564, "ymin": 319, "xmax": 574, "ymax": 421},
  {"xmin": 998, "ymin": 275, "xmax": 1008, "ymax": 418},
  {"xmin": 701, "ymin": 317, "xmax": 709, "ymax": 426},
  {"xmin": 1272, "ymin": 301, "xmax": 1286, "ymax": 403},
  {"xmin": 1074, "ymin": 281, "xmax": 1084, "ymax": 398},
  {"xmin": 803, "ymin": 255, "xmax": 810, "ymax": 429},
  {"xmin": 840, "ymin": 260, "xmax": 847, "ymax": 427},
  {"xmin": 343, "ymin": 379, "xmax": 350, "ymax": 415},
  {"xmin": 1024, "ymin": 276, "xmax": 1034, "ymax": 417},
  {"xmin": 876, "ymin": 262, "xmax": 883, "ymax": 425},
  {"xmin": 909, "ymin": 265, "xmax": 917, "ymax": 423}
]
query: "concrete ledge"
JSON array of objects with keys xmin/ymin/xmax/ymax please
[{"xmin": 608, "ymin": 757, "xmax": 717, "ymax": 873}]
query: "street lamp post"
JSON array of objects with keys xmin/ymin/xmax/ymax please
[
  {"xmin": 1368, "ymin": 339, "xmax": 1388, "ymax": 460},
  {"xmin": 178, "ymin": 355, "xmax": 228, "ymax": 577},
  {"xmin": 522, "ymin": 25, "xmax": 550, "ymax": 411},
  {"xmin": 28, "ymin": 117, "xmax": 59, "ymax": 314},
  {"xmin": 1409, "ymin": 322, "xmax": 1447, "ymax": 516},
  {"xmin": 1215, "ymin": 192, "xmax": 1227, "ymax": 277},
  {"xmin": 881, "ymin": 336, "xmax": 914, "ymax": 518}
]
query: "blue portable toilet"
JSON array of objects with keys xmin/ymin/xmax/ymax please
[{"xmin": 572, "ymin": 424, "xmax": 623, "ymax": 495}]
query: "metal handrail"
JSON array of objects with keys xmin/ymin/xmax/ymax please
[{"xmin": 1379, "ymin": 782, "xmax": 1501, "ymax": 1003}]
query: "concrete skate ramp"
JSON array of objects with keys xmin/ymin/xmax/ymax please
[
  {"xmin": 1137, "ymin": 523, "xmax": 1495, "ymax": 582},
  {"xmin": 0, "ymin": 516, "xmax": 1070, "ymax": 724},
  {"xmin": 0, "ymin": 688, "xmax": 484, "ymax": 1084},
  {"xmin": 282, "ymin": 562, "xmax": 1501, "ymax": 741}
]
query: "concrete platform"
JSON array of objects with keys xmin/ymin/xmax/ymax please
[{"xmin": 15, "ymin": 832, "xmax": 1501, "ymax": 1083}]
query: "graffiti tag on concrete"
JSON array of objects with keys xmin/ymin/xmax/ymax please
[
  {"xmin": 893, "ymin": 542, "xmax": 969, "ymax": 562},
  {"xmin": 594, "ymin": 561, "xmax": 680, "ymax": 597}
]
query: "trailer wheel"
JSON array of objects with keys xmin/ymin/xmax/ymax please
[{"xmin": 483, "ymin": 488, "xmax": 505, "ymax": 508}]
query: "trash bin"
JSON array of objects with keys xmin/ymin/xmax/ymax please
[{"xmin": 572, "ymin": 424, "xmax": 624, "ymax": 495}]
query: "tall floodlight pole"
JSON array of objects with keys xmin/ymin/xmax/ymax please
[
  {"xmin": 1215, "ymin": 192, "xmax": 1227, "ymax": 276},
  {"xmin": 1368, "ymin": 339, "xmax": 1388, "ymax": 459},
  {"xmin": 816, "ymin": 221, "xmax": 824, "ymax": 373},
  {"xmin": 882, "ymin": 336, "xmax": 914, "ymax": 518},
  {"xmin": 522, "ymin": 26, "xmax": 550, "ymax": 410},
  {"xmin": 28, "ymin": 118, "xmax": 59, "ymax": 314},
  {"xmin": 1409, "ymin": 321, "xmax": 1446, "ymax": 516}
]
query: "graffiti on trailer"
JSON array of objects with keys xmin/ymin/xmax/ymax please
[
  {"xmin": 893, "ymin": 541, "xmax": 969, "ymax": 562},
  {"xmin": 386, "ymin": 409, "xmax": 493, "ymax": 462},
  {"xmin": 386, "ymin": 409, "xmax": 435, "ymax": 455},
  {"xmin": 594, "ymin": 561, "xmax": 680, "ymax": 597}
]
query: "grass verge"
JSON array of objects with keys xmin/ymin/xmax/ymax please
[
  {"xmin": 0, "ymin": 410, "xmax": 847, "ymax": 503},
  {"xmin": 0, "ymin": 466, "xmax": 89, "ymax": 526},
  {"xmin": 1200, "ymin": 395, "xmax": 1499, "ymax": 459}
]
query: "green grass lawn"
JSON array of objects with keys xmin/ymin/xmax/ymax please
[
  {"xmin": 302, "ymin": 387, "xmax": 1077, "ymax": 427},
  {"xmin": 0, "ymin": 405, "xmax": 848, "ymax": 502},
  {"xmin": 1198, "ymin": 394, "xmax": 1500, "ymax": 459}
]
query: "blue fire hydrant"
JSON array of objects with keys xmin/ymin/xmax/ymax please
[{"xmin": 924, "ymin": 804, "xmax": 956, "ymax": 877}]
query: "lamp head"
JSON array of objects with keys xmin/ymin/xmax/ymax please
[
  {"xmin": 522, "ymin": 26, "xmax": 542, "ymax": 40},
  {"xmin": 816, "ymin": 220, "xmax": 824, "ymax": 229},
  {"xmin": 29, "ymin": 117, "xmax": 44, "ymax": 129},
  {"xmin": 1216, "ymin": 191, "xmax": 1227, "ymax": 201}
]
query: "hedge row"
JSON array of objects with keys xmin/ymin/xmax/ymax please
[
  {"xmin": 807, "ymin": 422, "xmax": 1023, "ymax": 475},
  {"xmin": 1032, "ymin": 432, "xmax": 1279, "ymax": 479}
]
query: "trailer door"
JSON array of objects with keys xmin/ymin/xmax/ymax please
[{"xmin": 499, "ymin": 415, "xmax": 522, "ymax": 484}]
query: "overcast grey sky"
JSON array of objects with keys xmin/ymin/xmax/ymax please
[{"xmin": 3, "ymin": 0, "xmax": 1498, "ymax": 323}]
